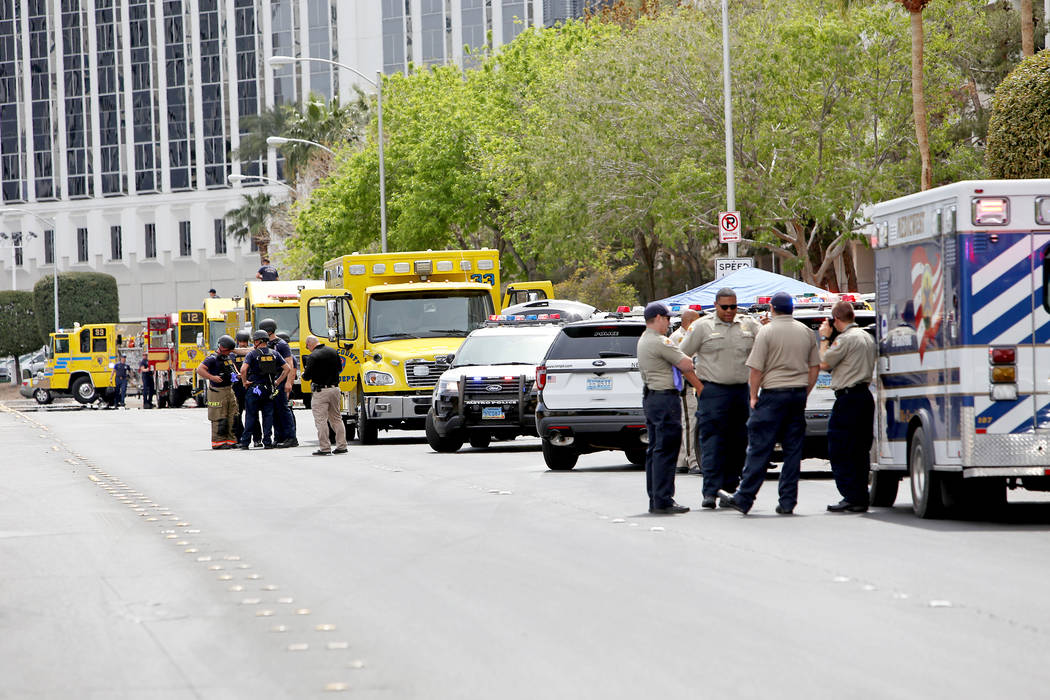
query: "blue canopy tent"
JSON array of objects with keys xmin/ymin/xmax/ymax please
[{"xmin": 659, "ymin": 268, "xmax": 829, "ymax": 310}]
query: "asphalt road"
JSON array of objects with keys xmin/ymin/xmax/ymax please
[{"xmin": 3, "ymin": 403, "xmax": 1050, "ymax": 699}]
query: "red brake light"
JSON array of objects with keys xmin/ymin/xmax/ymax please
[
  {"xmin": 616, "ymin": 306, "xmax": 631, "ymax": 313},
  {"xmin": 536, "ymin": 365, "xmax": 547, "ymax": 390},
  {"xmin": 989, "ymin": 347, "xmax": 1015, "ymax": 364},
  {"xmin": 756, "ymin": 296, "xmax": 771, "ymax": 304},
  {"xmin": 839, "ymin": 294, "xmax": 856, "ymax": 303}
]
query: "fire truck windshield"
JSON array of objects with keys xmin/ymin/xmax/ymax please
[
  {"xmin": 255, "ymin": 307, "xmax": 301, "ymax": 341},
  {"xmin": 368, "ymin": 291, "xmax": 493, "ymax": 343}
]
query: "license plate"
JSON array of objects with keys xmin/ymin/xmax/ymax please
[
  {"xmin": 816, "ymin": 372, "xmax": 832, "ymax": 388},
  {"xmin": 482, "ymin": 407, "xmax": 505, "ymax": 420},
  {"xmin": 587, "ymin": 377, "xmax": 613, "ymax": 391}
]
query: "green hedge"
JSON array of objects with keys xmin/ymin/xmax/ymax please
[
  {"xmin": 33, "ymin": 271, "xmax": 119, "ymax": 338},
  {"xmin": 986, "ymin": 51, "xmax": 1050, "ymax": 179},
  {"xmin": 0, "ymin": 291, "xmax": 43, "ymax": 362}
]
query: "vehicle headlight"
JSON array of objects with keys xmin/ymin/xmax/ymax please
[
  {"xmin": 437, "ymin": 379, "xmax": 459, "ymax": 395},
  {"xmin": 363, "ymin": 370, "xmax": 395, "ymax": 386}
]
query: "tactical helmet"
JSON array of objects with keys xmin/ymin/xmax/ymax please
[
  {"xmin": 216, "ymin": 335, "xmax": 235, "ymax": 350},
  {"xmin": 276, "ymin": 332, "xmax": 291, "ymax": 343},
  {"xmin": 252, "ymin": 330, "xmax": 270, "ymax": 343},
  {"xmin": 258, "ymin": 318, "xmax": 278, "ymax": 334},
  {"xmin": 234, "ymin": 329, "xmax": 251, "ymax": 343}
]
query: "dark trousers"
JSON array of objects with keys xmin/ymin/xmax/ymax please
[
  {"xmin": 114, "ymin": 379, "xmax": 128, "ymax": 407},
  {"xmin": 644, "ymin": 389, "xmax": 682, "ymax": 509},
  {"xmin": 141, "ymin": 373, "xmax": 155, "ymax": 407},
  {"xmin": 233, "ymin": 383, "xmax": 261, "ymax": 444},
  {"xmin": 696, "ymin": 383, "xmax": 749, "ymax": 498},
  {"xmin": 736, "ymin": 387, "xmax": 807, "ymax": 510},
  {"xmin": 241, "ymin": 390, "xmax": 274, "ymax": 447},
  {"xmin": 272, "ymin": 387, "xmax": 295, "ymax": 442},
  {"xmin": 828, "ymin": 388, "xmax": 875, "ymax": 505}
]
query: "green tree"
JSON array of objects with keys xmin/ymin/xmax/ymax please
[
  {"xmin": 226, "ymin": 192, "xmax": 277, "ymax": 261},
  {"xmin": 986, "ymin": 50, "xmax": 1050, "ymax": 178},
  {"xmin": 0, "ymin": 290, "xmax": 43, "ymax": 381},
  {"xmin": 33, "ymin": 272, "xmax": 119, "ymax": 339}
]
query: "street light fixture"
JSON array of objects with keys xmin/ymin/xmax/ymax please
[
  {"xmin": 265, "ymin": 135, "xmax": 337, "ymax": 156},
  {"xmin": 227, "ymin": 173, "xmax": 298, "ymax": 194},
  {"xmin": 268, "ymin": 55, "xmax": 387, "ymax": 253},
  {"xmin": 0, "ymin": 207, "xmax": 58, "ymax": 332}
]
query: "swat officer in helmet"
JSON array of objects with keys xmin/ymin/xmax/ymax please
[
  {"xmin": 257, "ymin": 318, "xmax": 298, "ymax": 448},
  {"xmin": 231, "ymin": 329, "xmax": 260, "ymax": 447},
  {"xmin": 195, "ymin": 335, "xmax": 239, "ymax": 449},
  {"xmin": 237, "ymin": 330, "xmax": 290, "ymax": 449}
]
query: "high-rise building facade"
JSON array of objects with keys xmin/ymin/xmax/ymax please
[{"xmin": 0, "ymin": 0, "xmax": 587, "ymax": 319}]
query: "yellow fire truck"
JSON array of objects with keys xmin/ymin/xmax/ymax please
[
  {"xmin": 36, "ymin": 322, "xmax": 145, "ymax": 404},
  {"xmin": 243, "ymin": 280, "xmax": 324, "ymax": 401},
  {"xmin": 298, "ymin": 249, "xmax": 551, "ymax": 442}
]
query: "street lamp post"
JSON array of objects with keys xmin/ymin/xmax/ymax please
[
  {"xmin": 268, "ymin": 55, "xmax": 387, "ymax": 253},
  {"xmin": 227, "ymin": 173, "xmax": 298, "ymax": 195},
  {"xmin": 1, "ymin": 208, "xmax": 57, "ymax": 332},
  {"xmin": 265, "ymin": 135, "xmax": 337, "ymax": 156}
]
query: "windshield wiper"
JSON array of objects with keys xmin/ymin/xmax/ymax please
[
  {"xmin": 371, "ymin": 332, "xmax": 416, "ymax": 341},
  {"xmin": 598, "ymin": 351, "xmax": 632, "ymax": 358},
  {"xmin": 427, "ymin": 329, "xmax": 470, "ymax": 336}
]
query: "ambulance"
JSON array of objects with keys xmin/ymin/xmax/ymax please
[
  {"xmin": 868, "ymin": 179, "xmax": 1050, "ymax": 517},
  {"xmin": 300, "ymin": 249, "xmax": 552, "ymax": 443}
]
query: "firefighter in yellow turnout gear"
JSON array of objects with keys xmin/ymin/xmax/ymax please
[{"xmin": 195, "ymin": 335, "xmax": 240, "ymax": 449}]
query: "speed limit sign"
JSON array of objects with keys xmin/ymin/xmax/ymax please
[
  {"xmin": 718, "ymin": 210, "xmax": 743, "ymax": 243},
  {"xmin": 719, "ymin": 211, "xmax": 742, "ymax": 243}
]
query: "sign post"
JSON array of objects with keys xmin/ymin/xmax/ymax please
[{"xmin": 715, "ymin": 257, "xmax": 753, "ymax": 279}]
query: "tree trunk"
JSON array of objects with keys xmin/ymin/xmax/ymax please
[
  {"xmin": 1021, "ymin": 0, "xmax": 1035, "ymax": 57},
  {"xmin": 910, "ymin": 10, "xmax": 932, "ymax": 191}
]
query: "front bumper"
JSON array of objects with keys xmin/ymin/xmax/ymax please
[{"xmin": 363, "ymin": 392, "xmax": 433, "ymax": 420}]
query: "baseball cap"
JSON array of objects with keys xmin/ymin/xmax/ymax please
[
  {"xmin": 643, "ymin": 301, "xmax": 671, "ymax": 321},
  {"xmin": 770, "ymin": 292, "xmax": 793, "ymax": 314}
]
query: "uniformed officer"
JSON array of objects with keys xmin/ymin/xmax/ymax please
[
  {"xmin": 720, "ymin": 292, "xmax": 819, "ymax": 515},
  {"xmin": 679, "ymin": 287, "xmax": 761, "ymax": 509},
  {"xmin": 237, "ymin": 330, "xmax": 290, "ymax": 449},
  {"xmin": 231, "ymin": 330, "xmax": 261, "ymax": 447},
  {"xmin": 257, "ymin": 318, "xmax": 298, "ymax": 448},
  {"xmin": 196, "ymin": 335, "xmax": 239, "ymax": 449},
  {"xmin": 637, "ymin": 302, "xmax": 706, "ymax": 515},
  {"xmin": 819, "ymin": 300, "xmax": 877, "ymax": 512},
  {"xmin": 669, "ymin": 308, "xmax": 701, "ymax": 475}
]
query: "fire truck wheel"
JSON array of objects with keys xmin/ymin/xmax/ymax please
[
  {"xmin": 194, "ymin": 391, "xmax": 206, "ymax": 408},
  {"xmin": 33, "ymin": 388, "xmax": 53, "ymax": 405},
  {"xmin": 342, "ymin": 418, "xmax": 356, "ymax": 443},
  {"xmin": 71, "ymin": 377, "xmax": 97, "ymax": 404},
  {"xmin": 425, "ymin": 410, "xmax": 463, "ymax": 453},
  {"xmin": 908, "ymin": 426, "xmax": 945, "ymax": 519},
  {"xmin": 355, "ymin": 387, "xmax": 378, "ymax": 445},
  {"xmin": 868, "ymin": 469, "xmax": 900, "ymax": 508},
  {"xmin": 157, "ymin": 391, "xmax": 169, "ymax": 409},
  {"xmin": 468, "ymin": 432, "xmax": 491, "ymax": 449}
]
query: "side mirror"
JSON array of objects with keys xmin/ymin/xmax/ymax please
[
  {"xmin": 445, "ymin": 353, "xmax": 455, "ymax": 365},
  {"xmin": 196, "ymin": 331, "xmax": 204, "ymax": 347},
  {"xmin": 328, "ymin": 329, "xmax": 337, "ymax": 343}
]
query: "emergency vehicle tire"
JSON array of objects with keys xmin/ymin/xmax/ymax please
[
  {"xmin": 71, "ymin": 377, "xmax": 97, "ymax": 404},
  {"xmin": 425, "ymin": 410, "xmax": 463, "ymax": 453},
  {"xmin": 194, "ymin": 389, "xmax": 206, "ymax": 408},
  {"xmin": 342, "ymin": 418, "xmax": 356, "ymax": 443},
  {"xmin": 625, "ymin": 448, "xmax": 646, "ymax": 466},
  {"xmin": 355, "ymin": 388, "xmax": 378, "ymax": 445},
  {"xmin": 172, "ymin": 386, "xmax": 190, "ymax": 408},
  {"xmin": 541, "ymin": 438, "xmax": 578, "ymax": 471},
  {"xmin": 908, "ymin": 426, "xmax": 945, "ymax": 519},
  {"xmin": 468, "ymin": 432, "xmax": 491, "ymax": 449},
  {"xmin": 868, "ymin": 469, "xmax": 900, "ymax": 508},
  {"xmin": 33, "ymin": 388, "xmax": 53, "ymax": 405}
]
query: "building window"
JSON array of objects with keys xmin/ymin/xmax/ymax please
[
  {"xmin": 179, "ymin": 220, "xmax": 191, "ymax": 256},
  {"xmin": 199, "ymin": 0, "xmax": 227, "ymax": 186},
  {"xmin": 110, "ymin": 225, "xmax": 123, "ymax": 260},
  {"xmin": 12, "ymin": 232, "xmax": 22, "ymax": 266},
  {"xmin": 382, "ymin": 0, "xmax": 407, "ymax": 74},
  {"xmin": 164, "ymin": 0, "xmax": 192, "ymax": 190},
  {"xmin": 307, "ymin": 0, "xmax": 333, "ymax": 98},
  {"xmin": 144, "ymin": 222, "xmax": 156, "ymax": 258},
  {"xmin": 96, "ymin": 0, "xmax": 127, "ymax": 194},
  {"xmin": 44, "ymin": 229, "xmax": 54, "ymax": 265},
  {"xmin": 214, "ymin": 218, "xmax": 227, "ymax": 254},
  {"xmin": 76, "ymin": 227, "xmax": 89, "ymax": 262}
]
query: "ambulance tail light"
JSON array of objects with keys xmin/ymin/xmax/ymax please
[
  {"xmin": 989, "ymin": 347, "xmax": 1016, "ymax": 364},
  {"xmin": 972, "ymin": 197, "xmax": 1009, "ymax": 226},
  {"xmin": 991, "ymin": 366, "xmax": 1016, "ymax": 383},
  {"xmin": 536, "ymin": 365, "xmax": 547, "ymax": 390}
]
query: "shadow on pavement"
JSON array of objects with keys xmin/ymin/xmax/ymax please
[{"xmin": 862, "ymin": 502, "xmax": 1050, "ymax": 530}]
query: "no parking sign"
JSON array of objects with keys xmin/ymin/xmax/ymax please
[{"xmin": 719, "ymin": 211, "xmax": 742, "ymax": 243}]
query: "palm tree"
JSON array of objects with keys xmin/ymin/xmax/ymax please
[
  {"xmin": 226, "ymin": 192, "xmax": 275, "ymax": 262},
  {"xmin": 1021, "ymin": 0, "xmax": 1035, "ymax": 57},
  {"xmin": 900, "ymin": 0, "xmax": 933, "ymax": 191},
  {"xmin": 236, "ymin": 104, "xmax": 296, "ymax": 162}
]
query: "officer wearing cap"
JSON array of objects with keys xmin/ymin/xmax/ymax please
[
  {"xmin": 237, "ymin": 330, "xmax": 290, "ymax": 449},
  {"xmin": 820, "ymin": 300, "xmax": 877, "ymax": 513},
  {"xmin": 231, "ymin": 329, "xmax": 261, "ymax": 447},
  {"xmin": 637, "ymin": 301, "xmax": 706, "ymax": 515},
  {"xmin": 257, "ymin": 318, "xmax": 297, "ymax": 448},
  {"xmin": 195, "ymin": 335, "xmax": 239, "ymax": 449},
  {"xmin": 720, "ymin": 291, "xmax": 819, "ymax": 515},
  {"xmin": 679, "ymin": 287, "xmax": 761, "ymax": 509}
]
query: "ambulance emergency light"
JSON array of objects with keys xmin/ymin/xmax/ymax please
[
  {"xmin": 1036, "ymin": 197, "xmax": 1050, "ymax": 226},
  {"xmin": 972, "ymin": 197, "xmax": 1009, "ymax": 226}
]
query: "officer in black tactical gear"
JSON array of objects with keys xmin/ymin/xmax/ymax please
[
  {"xmin": 237, "ymin": 330, "xmax": 290, "ymax": 449},
  {"xmin": 257, "ymin": 318, "xmax": 298, "ymax": 448},
  {"xmin": 231, "ymin": 329, "xmax": 260, "ymax": 447},
  {"xmin": 195, "ymin": 335, "xmax": 239, "ymax": 449}
]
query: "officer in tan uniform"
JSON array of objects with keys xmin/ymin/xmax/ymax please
[
  {"xmin": 679, "ymin": 287, "xmax": 761, "ymax": 508},
  {"xmin": 637, "ymin": 302, "xmax": 705, "ymax": 515},
  {"xmin": 670, "ymin": 308, "xmax": 701, "ymax": 475},
  {"xmin": 819, "ymin": 300, "xmax": 877, "ymax": 512},
  {"xmin": 720, "ymin": 292, "xmax": 819, "ymax": 515}
]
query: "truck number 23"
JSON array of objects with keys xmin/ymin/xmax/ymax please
[{"xmin": 470, "ymin": 273, "xmax": 495, "ymax": 286}]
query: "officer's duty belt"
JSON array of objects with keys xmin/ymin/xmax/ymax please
[
  {"xmin": 643, "ymin": 388, "xmax": 679, "ymax": 396},
  {"xmin": 833, "ymin": 383, "xmax": 869, "ymax": 398}
]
